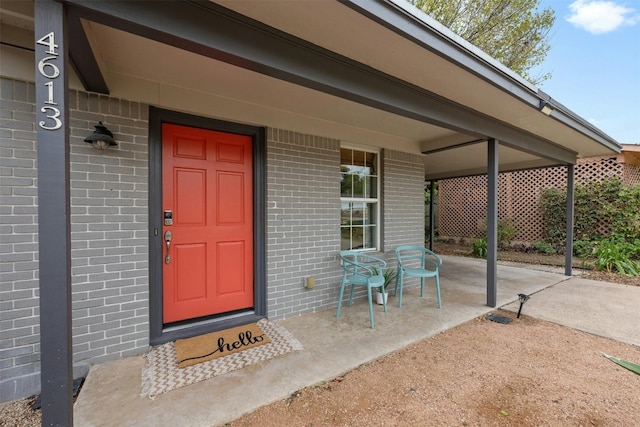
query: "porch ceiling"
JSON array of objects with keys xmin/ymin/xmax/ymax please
[{"xmin": 0, "ymin": 0, "xmax": 621, "ymax": 180}]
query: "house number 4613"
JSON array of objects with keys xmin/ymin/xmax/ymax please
[{"xmin": 36, "ymin": 32, "xmax": 62, "ymax": 131}]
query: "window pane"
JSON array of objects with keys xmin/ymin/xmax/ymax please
[
  {"xmin": 352, "ymin": 202, "xmax": 365, "ymax": 226},
  {"xmin": 350, "ymin": 202, "xmax": 377, "ymax": 226},
  {"xmin": 339, "ymin": 148, "xmax": 379, "ymax": 251},
  {"xmin": 340, "ymin": 227, "xmax": 351, "ymax": 250},
  {"xmin": 364, "ymin": 175, "xmax": 377, "ymax": 199},
  {"xmin": 340, "ymin": 148, "xmax": 353, "ymax": 166},
  {"xmin": 340, "ymin": 202, "xmax": 351, "ymax": 225},
  {"xmin": 366, "ymin": 202, "xmax": 377, "ymax": 226},
  {"xmin": 340, "ymin": 172, "xmax": 353, "ymax": 197},
  {"xmin": 351, "ymin": 173, "xmax": 366, "ymax": 198},
  {"xmin": 351, "ymin": 227, "xmax": 364, "ymax": 250},
  {"xmin": 363, "ymin": 151, "xmax": 377, "ymax": 175},
  {"xmin": 363, "ymin": 225, "xmax": 376, "ymax": 250}
]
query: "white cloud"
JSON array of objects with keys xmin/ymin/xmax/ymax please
[{"xmin": 567, "ymin": 0, "xmax": 639, "ymax": 34}]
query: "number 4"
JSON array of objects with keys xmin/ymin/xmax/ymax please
[{"xmin": 37, "ymin": 32, "xmax": 58, "ymax": 55}]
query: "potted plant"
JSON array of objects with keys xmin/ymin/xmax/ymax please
[{"xmin": 374, "ymin": 268, "xmax": 397, "ymax": 305}]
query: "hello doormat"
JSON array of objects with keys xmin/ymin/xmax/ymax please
[
  {"xmin": 141, "ymin": 319, "xmax": 303, "ymax": 398},
  {"xmin": 175, "ymin": 322, "xmax": 271, "ymax": 368}
]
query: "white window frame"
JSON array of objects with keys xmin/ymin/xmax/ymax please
[{"xmin": 340, "ymin": 145, "xmax": 380, "ymax": 252}]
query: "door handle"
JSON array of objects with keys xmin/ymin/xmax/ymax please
[{"xmin": 164, "ymin": 231, "xmax": 172, "ymax": 264}]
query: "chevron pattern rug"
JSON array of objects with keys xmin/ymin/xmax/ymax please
[{"xmin": 141, "ymin": 319, "xmax": 303, "ymax": 398}]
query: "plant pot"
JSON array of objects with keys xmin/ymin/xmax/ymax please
[{"xmin": 376, "ymin": 291, "xmax": 388, "ymax": 305}]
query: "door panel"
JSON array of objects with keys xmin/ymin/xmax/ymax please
[
  {"xmin": 175, "ymin": 243, "xmax": 207, "ymax": 301},
  {"xmin": 162, "ymin": 123, "xmax": 253, "ymax": 323},
  {"xmin": 176, "ymin": 168, "xmax": 206, "ymax": 224},
  {"xmin": 217, "ymin": 241, "xmax": 245, "ymax": 294},
  {"xmin": 218, "ymin": 172, "xmax": 244, "ymax": 223}
]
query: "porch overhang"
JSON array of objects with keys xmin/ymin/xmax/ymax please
[{"xmin": 1, "ymin": 0, "xmax": 620, "ymax": 178}]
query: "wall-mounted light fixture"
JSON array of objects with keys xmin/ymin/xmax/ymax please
[
  {"xmin": 84, "ymin": 122, "xmax": 117, "ymax": 150},
  {"xmin": 539, "ymin": 100, "xmax": 553, "ymax": 116}
]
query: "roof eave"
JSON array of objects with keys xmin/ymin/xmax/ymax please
[{"xmin": 342, "ymin": 0, "xmax": 621, "ymax": 154}]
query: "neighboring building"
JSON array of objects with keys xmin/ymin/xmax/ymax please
[
  {"xmin": 438, "ymin": 145, "xmax": 640, "ymax": 243},
  {"xmin": 0, "ymin": 0, "xmax": 620, "ymax": 403}
]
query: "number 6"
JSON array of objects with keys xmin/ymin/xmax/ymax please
[{"xmin": 38, "ymin": 56, "xmax": 60, "ymax": 79}]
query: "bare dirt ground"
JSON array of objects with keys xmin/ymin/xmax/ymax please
[
  {"xmin": 229, "ymin": 310, "xmax": 640, "ymax": 427},
  {"xmin": 2, "ymin": 245, "xmax": 638, "ymax": 426}
]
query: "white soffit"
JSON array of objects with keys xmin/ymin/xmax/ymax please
[
  {"xmin": 424, "ymin": 142, "xmax": 557, "ymax": 180},
  {"xmin": 85, "ymin": 21, "xmax": 453, "ymax": 151},
  {"xmin": 216, "ymin": 2, "xmax": 536, "ymax": 128},
  {"xmin": 216, "ymin": 0, "xmax": 618, "ymax": 158}
]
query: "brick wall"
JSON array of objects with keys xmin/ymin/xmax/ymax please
[
  {"xmin": 264, "ymin": 133, "xmax": 427, "ymax": 319},
  {"xmin": 1, "ymin": 77, "xmax": 429, "ymax": 401},
  {"xmin": 0, "ymin": 78, "xmax": 41, "ymax": 402},
  {"xmin": 0, "ymin": 77, "xmax": 149, "ymax": 401},
  {"xmin": 67, "ymin": 90, "xmax": 150, "ymax": 366},
  {"xmin": 265, "ymin": 130, "xmax": 342, "ymax": 319},
  {"xmin": 382, "ymin": 149, "xmax": 425, "ymax": 255}
]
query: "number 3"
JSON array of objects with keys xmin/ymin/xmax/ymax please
[{"xmin": 39, "ymin": 106, "xmax": 62, "ymax": 130}]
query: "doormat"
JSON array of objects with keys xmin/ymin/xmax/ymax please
[
  {"xmin": 141, "ymin": 319, "xmax": 303, "ymax": 398},
  {"xmin": 175, "ymin": 322, "xmax": 271, "ymax": 368}
]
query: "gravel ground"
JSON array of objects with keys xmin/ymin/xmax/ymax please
[{"xmin": 0, "ymin": 398, "xmax": 39, "ymax": 427}]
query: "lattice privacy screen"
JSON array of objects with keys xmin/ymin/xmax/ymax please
[{"xmin": 438, "ymin": 156, "xmax": 638, "ymax": 243}]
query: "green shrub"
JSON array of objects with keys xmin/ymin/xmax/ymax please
[
  {"xmin": 572, "ymin": 239, "xmax": 594, "ymax": 257},
  {"xmin": 591, "ymin": 237, "xmax": 639, "ymax": 276},
  {"xmin": 532, "ymin": 240, "xmax": 557, "ymax": 255},
  {"xmin": 540, "ymin": 178, "xmax": 640, "ymax": 263},
  {"xmin": 479, "ymin": 217, "xmax": 517, "ymax": 249},
  {"xmin": 539, "ymin": 187, "xmax": 567, "ymax": 249},
  {"xmin": 497, "ymin": 218, "xmax": 517, "ymax": 249},
  {"xmin": 471, "ymin": 237, "xmax": 487, "ymax": 258}
]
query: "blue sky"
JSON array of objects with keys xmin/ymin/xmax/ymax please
[{"xmin": 532, "ymin": 0, "xmax": 640, "ymax": 144}]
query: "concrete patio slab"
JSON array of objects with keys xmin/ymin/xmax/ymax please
[
  {"xmin": 502, "ymin": 276, "xmax": 640, "ymax": 347},
  {"xmin": 73, "ymin": 256, "xmax": 638, "ymax": 426}
]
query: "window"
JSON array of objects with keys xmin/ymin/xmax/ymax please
[{"xmin": 340, "ymin": 147, "xmax": 379, "ymax": 251}]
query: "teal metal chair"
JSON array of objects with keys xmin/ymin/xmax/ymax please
[
  {"xmin": 336, "ymin": 250, "xmax": 387, "ymax": 328},
  {"xmin": 394, "ymin": 245, "xmax": 442, "ymax": 308}
]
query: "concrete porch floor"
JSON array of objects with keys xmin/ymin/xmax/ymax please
[{"xmin": 73, "ymin": 255, "xmax": 640, "ymax": 426}]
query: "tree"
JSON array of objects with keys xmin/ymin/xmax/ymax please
[{"xmin": 410, "ymin": 0, "xmax": 555, "ymax": 85}]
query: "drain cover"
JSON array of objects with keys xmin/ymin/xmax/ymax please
[{"xmin": 487, "ymin": 313, "xmax": 513, "ymax": 324}]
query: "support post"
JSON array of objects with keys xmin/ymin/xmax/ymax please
[
  {"xmin": 35, "ymin": 1, "xmax": 73, "ymax": 425},
  {"xmin": 487, "ymin": 139, "xmax": 498, "ymax": 307},
  {"xmin": 429, "ymin": 180, "xmax": 435, "ymax": 251},
  {"xmin": 565, "ymin": 164, "xmax": 575, "ymax": 276}
]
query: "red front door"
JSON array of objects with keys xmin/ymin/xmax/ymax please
[{"xmin": 162, "ymin": 123, "xmax": 253, "ymax": 323}]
